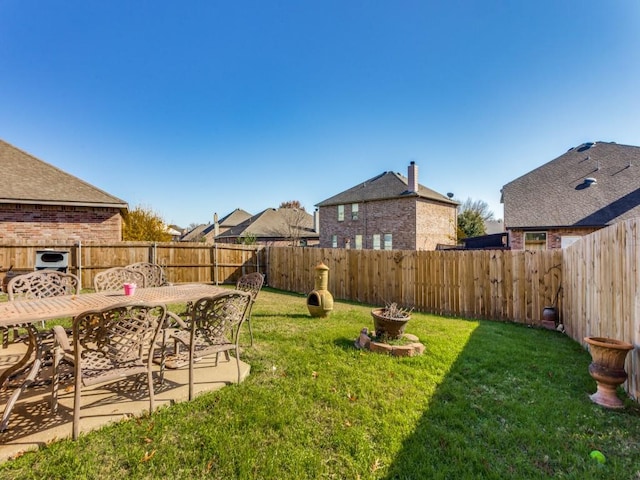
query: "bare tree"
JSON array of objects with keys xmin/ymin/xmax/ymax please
[
  {"xmin": 459, "ymin": 198, "xmax": 494, "ymax": 222},
  {"xmin": 279, "ymin": 201, "xmax": 308, "ymax": 246}
]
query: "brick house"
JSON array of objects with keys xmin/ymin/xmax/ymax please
[
  {"xmin": 0, "ymin": 139, "xmax": 128, "ymax": 242},
  {"xmin": 501, "ymin": 141, "xmax": 640, "ymax": 250},
  {"xmin": 316, "ymin": 162, "xmax": 458, "ymax": 250}
]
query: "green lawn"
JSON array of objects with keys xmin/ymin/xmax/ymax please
[{"xmin": 0, "ymin": 288, "xmax": 638, "ymax": 479}]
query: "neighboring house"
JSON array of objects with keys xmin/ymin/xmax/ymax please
[
  {"xmin": 181, "ymin": 208, "xmax": 252, "ymax": 243},
  {"xmin": 166, "ymin": 225, "xmax": 183, "ymax": 242},
  {"xmin": 215, "ymin": 207, "xmax": 319, "ymax": 246},
  {"xmin": 501, "ymin": 141, "xmax": 640, "ymax": 250},
  {"xmin": 316, "ymin": 162, "xmax": 458, "ymax": 250},
  {"xmin": 0, "ymin": 139, "xmax": 128, "ymax": 242}
]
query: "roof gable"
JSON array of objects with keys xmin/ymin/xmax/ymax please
[
  {"xmin": 315, "ymin": 170, "xmax": 456, "ymax": 207},
  {"xmin": 217, "ymin": 208, "xmax": 318, "ymax": 239},
  {"xmin": 0, "ymin": 139, "xmax": 127, "ymax": 208},
  {"xmin": 502, "ymin": 142, "xmax": 640, "ymax": 228},
  {"xmin": 218, "ymin": 208, "xmax": 252, "ymax": 227}
]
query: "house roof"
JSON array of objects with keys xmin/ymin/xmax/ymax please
[
  {"xmin": 181, "ymin": 224, "xmax": 210, "ymax": 242},
  {"xmin": 315, "ymin": 170, "xmax": 457, "ymax": 207},
  {"xmin": 502, "ymin": 142, "xmax": 640, "ymax": 228},
  {"xmin": 0, "ymin": 139, "xmax": 127, "ymax": 209},
  {"xmin": 216, "ymin": 208, "xmax": 318, "ymax": 240},
  {"xmin": 218, "ymin": 208, "xmax": 252, "ymax": 227},
  {"xmin": 180, "ymin": 208, "xmax": 253, "ymax": 242}
]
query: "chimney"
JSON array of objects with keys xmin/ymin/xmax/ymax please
[
  {"xmin": 314, "ymin": 208, "xmax": 320, "ymax": 233},
  {"xmin": 408, "ymin": 161, "xmax": 418, "ymax": 193},
  {"xmin": 213, "ymin": 212, "xmax": 220, "ymax": 237}
]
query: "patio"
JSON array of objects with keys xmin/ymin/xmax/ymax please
[{"xmin": 0, "ymin": 340, "xmax": 250, "ymax": 462}]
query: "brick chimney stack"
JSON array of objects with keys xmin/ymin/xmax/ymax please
[{"xmin": 408, "ymin": 161, "xmax": 418, "ymax": 193}]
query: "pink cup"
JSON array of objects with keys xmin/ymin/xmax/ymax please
[{"xmin": 123, "ymin": 283, "xmax": 137, "ymax": 296}]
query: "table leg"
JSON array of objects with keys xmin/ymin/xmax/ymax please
[{"xmin": 0, "ymin": 325, "xmax": 45, "ymax": 432}]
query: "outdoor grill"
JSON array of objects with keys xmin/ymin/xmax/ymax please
[{"xmin": 35, "ymin": 250, "xmax": 70, "ymax": 272}]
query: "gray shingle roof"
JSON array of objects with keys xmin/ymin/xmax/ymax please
[
  {"xmin": 218, "ymin": 208, "xmax": 252, "ymax": 227},
  {"xmin": 216, "ymin": 208, "xmax": 318, "ymax": 240},
  {"xmin": 502, "ymin": 142, "xmax": 640, "ymax": 228},
  {"xmin": 315, "ymin": 170, "xmax": 457, "ymax": 207},
  {"xmin": 0, "ymin": 139, "xmax": 127, "ymax": 208}
]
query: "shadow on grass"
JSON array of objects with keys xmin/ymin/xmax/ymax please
[{"xmin": 382, "ymin": 321, "xmax": 640, "ymax": 478}]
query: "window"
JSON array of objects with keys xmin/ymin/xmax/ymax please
[
  {"xmin": 383, "ymin": 233, "xmax": 393, "ymax": 250},
  {"xmin": 561, "ymin": 236, "xmax": 581, "ymax": 249},
  {"xmin": 372, "ymin": 234, "xmax": 381, "ymax": 250},
  {"xmin": 355, "ymin": 234, "xmax": 363, "ymax": 250},
  {"xmin": 332, "ymin": 235, "xmax": 338, "ymax": 248},
  {"xmin": 337, "ymin": 205, "xmax": 344, "ymax": 222},
  {"xmin": 351, "ymin": 203, "xmax": 359, "ymax": 220},
  {"xmin": 524, "ymin": 232, "xmax": 547, "ymax": 250}
]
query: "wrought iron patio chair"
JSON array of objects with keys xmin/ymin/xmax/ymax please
[
  {"xmin": 51, "ymin": 303, "xmax": 166, "ymax": 440},
  {"xmin": 2, "ymin": 270, "xmax": 80, "ymax": 347},
  {"xmin": 7, "ymin": 270, "xmax": 79, "ymax": 301},
  {"xmin": 235, "ymin": 272, "xmax": 265, "ymax": 346},
  {"xmin": 94, "ymin": 267, "xmax": 146, "ymax": 292},
  {"xmin": 168, "ymin": 291, "xmax": 251, "ymax": 400},
  {"xmin": 125, "ymin": 262, "xmax": 171, "ymax": 288}
]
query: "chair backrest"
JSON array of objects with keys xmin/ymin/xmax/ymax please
[
  {"xmin": 235, "ymin": 272, "xmax": 265, "ymax": 301},
  {"xmin": 126, "ymin": 262, "xmax": 169, "ymax": 288},
  {"xmin": 7, "ymin": 270, "xmax": 79, "ymax": 301},
  {"xmin": 190, "ymin": 291, "xmax": 252, "ymax": 347},
  {"xmin": 72, "ymin": 303, "xmax": 166, "ymax": 378},
  {"xmin": 94, "ymin": 267, "xmax": 146, "ymax": 292}
]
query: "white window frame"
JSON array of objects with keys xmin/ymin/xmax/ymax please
[
  {"xmin": 337, "ymin": 205, "xmax": 344, "ymax": 222},
  {"xmin": 351, "ymin": 203, "xmax": 359, "ymax": 220},
  {"xmin": 524, "ymin": 231, "xmax": 547, "ymax": 250},
  {"xmin": 383, "ymin": 233, "xmax": 393, "ymax": 250},
  {"xmin": 561, "ymin": 236, "xmax": 581, "ymax": 249},
  {"xmin": 332, "ymin": 234, "xmax": 338, "ymax": 248},
  {"xmin": 355, "ymin": 234, "xmax": 363, "ymax": 250},
  {"xmin": 372, "ymin": 234, "xmax": 381, "ymax": 250}
]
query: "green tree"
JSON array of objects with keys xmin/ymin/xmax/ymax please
[
  {"xmin": 123, "ymin": 205, "xmax": 172, "ymax": 242},
  {"xmin": 457, "ymin": 198, "xmax": 494, "ymax": 239},
  {"xmin": 237, "ymin": 233, "xmax": 257, "ymax": 245}
]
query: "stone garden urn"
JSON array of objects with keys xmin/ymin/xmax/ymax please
[
  {"xmin": 584, "ymin": 336, "xmax": 634, "ymax": 409},
  {"xmin": 371, "ymin": 303, "xmax": 412, "ymax": 340}
]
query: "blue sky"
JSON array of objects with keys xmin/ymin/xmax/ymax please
[{"xmin": 2, "ymin": 1, "xmax": 639, "ymax": 228}]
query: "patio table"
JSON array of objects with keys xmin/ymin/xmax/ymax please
[{"xmin": 0, "ymin": 283, "xmax": 227, "ymax": 432}]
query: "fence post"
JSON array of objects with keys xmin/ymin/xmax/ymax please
[{"xmin": 76, "ymin": 241, "xmax": 82, "ymax": 289}]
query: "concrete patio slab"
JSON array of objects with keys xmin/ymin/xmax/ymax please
[{"xmin": 0, "ymin": 342, "xmax": 250, "ymax": 462}]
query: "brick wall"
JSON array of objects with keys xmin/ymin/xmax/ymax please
[
  {"xmin": 319, "ymin": 198, "xmax": 457, "ymax": 250},
  {"xmin": 508, "ymin": 226, "xmax": 600, "ymax": 250},
  {"xmin": 0, "ymin": 204, "xmax": 123, "ymax": 242},
  {"xmin": 416, "ymin": 200, "xmax": 457, "ymax": 250}
]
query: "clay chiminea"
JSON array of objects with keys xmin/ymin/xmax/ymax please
[{"xmin": 307, "ymin": 262, "xmax": 334, "ymax": 317}]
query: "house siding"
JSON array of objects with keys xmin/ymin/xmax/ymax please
[
  {"xmin": 509, "ymin": 226, "xmax": 599, "ymax": 250},
  {"xmin": 0, "ymin": 204, "xmax": 122, "ymax": 242},
  {"xmin": 319, "ymin": 197, "xmax": 456, "ymax": 250}
]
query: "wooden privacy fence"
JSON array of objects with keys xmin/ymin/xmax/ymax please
[
  {"xmin": 563, "ymin": 218, "xmax": 640, "ymax": 402},
  {"xmin": 266, "ymin": 247, "xmax": 563, "ymax": 324},
  {"xmin": 0, "ymin": 241, "xmax": 267, "ymax": 289}
]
